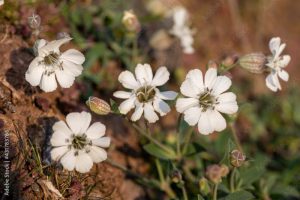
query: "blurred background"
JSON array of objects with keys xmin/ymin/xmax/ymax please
[{"xmin": 0, "ymin": 0, "xmax": 299, "ymax": 199}]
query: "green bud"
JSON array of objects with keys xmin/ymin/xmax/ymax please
[{"xmin": 199, "ymin": 177, "xmax": 210, "ymax": 195}]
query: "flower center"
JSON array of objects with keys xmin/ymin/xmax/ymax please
[
  {"xmin": 136, "ymin": 86, "xmax": 156, "ymax": 103},
  {"xmin": 40, "ymin": 52, "xmax": 63, "ymax": 75},
  {"xmin": 199, "ymin": 89, "xmax": 217, "ymax": 111},
  {"xmin": 71, "ymin": 135, "xmax": 88, "ymax": 150}
]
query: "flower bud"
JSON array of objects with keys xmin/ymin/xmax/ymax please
[
  {"xmin": 122, "ymin": 10, "xmax": 141, "ymax": 33},
  {"xmin": 170, "ymin": 170, "xmax": 182, "ymax": 184},
  {"xmin": 230, "ymin": 149, "xmax": 246, "ymax": 167},
  {"xmin": 86, "ymin": 97, "xmax": 111, "ymax": 115},
  {"xmin": 205, "ymin": 164, "xmax": 222, "ymax": 184},
  {"xmin": 220, "ymin": 164, "xmax": 229, "ymax": 177},
  {"xmin": 239, "ymin": 53, "xmax": 267, "ymax": 74},
  {"xmin": 199, "ymin": 177, "xmax": 210, "ymax": 195},
  {"xmin": 28, "ymin": 13, "xmax": 41, "ymax": 29}
]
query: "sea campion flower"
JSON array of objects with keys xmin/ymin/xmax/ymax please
[
  {"xmin": 265, "ymin": 37, "xmax": 291, "ymax": 92},
  {"xmin": 50, "ymin": 111, "xmax": 110, "ymax": 173},
  {"xmin": 113, "ymin": 64, "xmax": 177, "ymax": 123},
  {"xmin": 170, "ymin": 6, "xmax": 195, "ymax": 54},
  {"xmin": 122, "ymin": 10, "xmax": 141, "ymax": 33},
  {"xmin": 25, "ymin": 37, "xmax": 85, "ymax": 92},
  {"xmin": 176, "ymin": 68, "xmax": 238, "ymax": 135}
]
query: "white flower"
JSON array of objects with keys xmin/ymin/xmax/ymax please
[
  {"xmin": 0, "ymin": 0, "xmax": 4, "ymax": 6},
  {"xmin": 25, "ymin": 37, "xmax": 85, "ymax": 92},
  {"xmin": 176, "ymin": 68, "xmax": 238, "ymax": 135},
  {"xmin": 265, "ymin": 37, "xmax": 291, "ymax": 92},
  {"xmin": 50, "ymin": 111, "xmax": 110, "ymax": 173},
  {"xmin": 170, "ymin": 6, "xmax": 195, "ymax": 54},
  {"xmin": 113, "ymin": 64, "xmax": 177, "ymax": 123}
]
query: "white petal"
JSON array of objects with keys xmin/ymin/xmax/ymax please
[
  {"xmin": 52, "ymin": 121, "xmax": 72, "ymax": 136},
  {"xmin": 61, "ymin": 49, "xmax": 85, "ymax": 65},
  {"xmin": 151, "ymin": 66, "xmax": 170, "ymax": 86},
  {"xmin": 37, "ymin": 39, "xmax": 47, "ymax": 50},
  {"xmin": 176, "ymin": 97, "xmax": 199, "ymax": 113},
  {"xmin": 66, "ymin": 112, "xmax": 91, "ymax": 135},
  {"xmin": 271, "ymin": 73, "xmax": 281, "ymax": 90},
  {"xmin": 218, "ymin": 92, "xmax": 237, "ymax": 103},
  {"xmin": 157, "ymin": 91, "xmax": 178, "ymax": 100},
  {"xmin": 92, "ymin": 137, "xmax": 111, "ymax": 148},
  {"xmin": 118, "ymin": 71, "xmax": 139, "ymax": 89},
  {"xmin": 269, "ymin": 37, "xmax": 281, "ymax": 56},
  {"xmin": 131, "ymin": 102, "xmax": 144, "ymax": 121},
  {"xmin": 216, "ymin": 102, "xmax": 238, "ymax": 114},
  {"xmin": 75, "ymin": 151, "xmax": 93, "ymax": 173},
  {"xmin": 135, "ymin": 63, "xmax": 153, "ymax": 85},
  {"xmin": 60, "ymin": 149, "xmax": 76, "ymax": 171},
  {"xmin": 186, "ymin": 69, "xmax": 204, "ymax": 92},
  {"xmin": 62, "ymin": 60, "xmax": 83, "ymax": 77},
  {"xmin": 85, "ymin": 122, "xmax": 106, "ymax": 139},
  {"xmin": 204, "ymin": 68, "xmax": 217, "ymax": 89},
  {"xmin": 39, "ymin": 73, "xmax": 57, "ymax": 92},
  {"xmin": 39, "ymin": 37, "xmax": 72, "ymax": 56},
  {"xmin": 183, "ymin": 106, "xmax": 201, "ymax": 126},
  {"xmin": 209, "ymin": 110, "xmax": 226, "ymax": 132},
  {"xmin": 119, "ymin": 95, "xmax": 136, "ymax": 114},
  {"xmin": 180, "ymin": 78, "xmax": 200, "ymax": 98},
  {"xmin": 153, "ymin": 98, "xmax": 170, "ymax": 116},
  {"xmin": 278, "ymin": 70, "xmax": 289, "ymax": 82},
  {"xmin": 197, "ymin": 111, "xmax": 214, "ymax": 135},
  {"xmin": 212, "ymin": 76, "xmax": 232, "ymax": 95},
  {"xmin": 87, "ymin": 146, "xmax": 107, "ymax": 163},
  {"xmin": 25, "ymin": 62, "xmax": 44, "ymax": 86},
  {"xmin": 144, "ymin": 103, "xmax": 159, "ymax": 123},
  {"xmin": 265, "ymin": 73, "xmax": 278, "ymax": 92},
  {"xmin": 50, "ymin": 131, "xmax": 70, "ymax": 146},
  {"xmin": 55, "ymin": 69, "xmax": 75, "ymax": 88},
  {"xmin": 113, "ymin": 91, "xmax": 132, "ymax": 99},
  {"xmin": 51, "ymin": 146, "xmax": 69, "ymax": 161},
  {"xmin": 278, "ymin": 55, "xmax": 291, "ymax": 68}
]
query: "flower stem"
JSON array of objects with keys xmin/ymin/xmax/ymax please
[
  {"xmin": 229, "ymin": 122, "xmax": 243, "ymax": 153},
  {"xmin": 181, "ymin": 127, "xmax": 194, "ymax": 156},
  {"xmin": 155, "ymin": 159, "xmax": 176, "ymax": 198},
  {"xmin": 219, "ymin": 62, "xmax": 238, "ymax": 74},
  {"xmin": 176, "ymin": 115, "xmax": 182, "ymax": 157},
  {"xmin": 230, "ymin": 167, "xmax": 236, "ymax": 192},
  {"xmin": 132, "ymin": 123, "xmax": 175, "ymax": 155},
  {"xmin": 181, "ymin": 184, "xmax": 189, "ymax": 200},
  {"xmin": 213, "ymin": 184, "xmax": 218, "ymax": 200}
]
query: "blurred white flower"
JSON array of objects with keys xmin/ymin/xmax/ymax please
[
  {"xmin": 176, "ymin": 68, "xmax": 238, "ymax": 135},
  {"xmin": 25, "ymin": 37, "xmax": 85, "ymax": 92},
  {"xmin": 265, "ymin": 37, "xmax": 291, "ymax": 92},
  {"xmin": 170, "ymin": 6, "xmax": 195, "ymax": 54},
  {"xmin": 113, "ymin": 64, "xmax": 177, "ymax": 123},
  {"xmin": 0, "ymin": 0, "xmax": 3, "ymax": 6},
  {"xmin": 51, "ymin": 111, "xmax": 110, "ymax": 173}
]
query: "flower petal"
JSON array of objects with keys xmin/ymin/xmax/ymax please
[
  {"xmin": 61, "ymin": 49, "xmax": 85, "ymax": 65},
  {"xmin": 119, "ymin": 95, "xmax": 136, "ymax": 114},
  {"xmin": 51, "ymin": 131, "xmax": 71, "ymax": 147},
  {"xmin": 265, "ymin": 73, "xmax": 278, "ymax": 92},
  {"xmin": 183, "ymin": 106, "xmax": 201, "ymax": 126},
  {"xmin": 131, "ymin": 102, "xmax": 144, "ymax": 121},
  {"xmin": 75, "ymin": 151, "xmax": 93, "ymax": 173},
  {"xmin": 209, "ymin": 110, "xmax": 226, "ymax": 132},
  {"xmin": 39, "ymin": 37, "xmax": 72, "ymax": 56},
  {"xmin": 186, "ymin": 69, "xmax": 204, "ymax": 92},
  {"xmin": 135, "ymin": 63, "xmax": 153, "ymax": 85},
  {"xmin": 60, "ymin": 149, "xmax": 76, "ymax": 171},
  {"xmin": 218, "ymin": 92, "xmax": 237, "ymax": 103},
  {"xmin": 66, "ymin": 112, "xmax": 91, "ymax": 135},
  {"xmin": 55, "ymin": 69, "xmax": 75, "ymax": 88},
  {"xmin": 92, "ymin": 137, "xmax": 111, "ymax": 148},
  {"xmin": 62, "ymin": 60, "xmax": 83, "ymax": 77},
  {"xmin": 25, "ymin": 61, "xmax": 44, "ymax": 86},
  {"xmin": 51, "ymin": 146, "xmax": 69, "ymax": 161},
  {"xmin": 197, "ymin": 111, "xmax": 214, "ymax": 135},
  {"xmin": 204, "ymin": 68, "xmax": 217, "ymax": 89},
  {"xmin": 39, "ymin": 73, "xmax": 57, "ymax": 92},
  {"xmin": 215, "ymin": 102, "xmax": 238, "ymax": 114},
  {"xmin": 180, "ymin": 78, "xmax": 200, "ymax": 98},
  {"xmin": 278, "ymin": 70, "xmax": 289, "ymax": 82},
  {"xmin": 53, "ymin": 121, "xmax": 72, "ymax": 136},
  {"xmin": 212, "ymin": 76, "xmax": 232, "ymax": 95},
  {"xmin": 269, "ymin": 37, "xmax": 281, "ymax": 56},
  {"xmin": 144, "ymin": 103, "xmax": 159, "ymax": 123},
  {"xmin": 88, "ymin": 146, "xmax": 107, "ymax": 163},
  {"xmin": 153, "ymin": 98, "xmax": 170, "ymax": 116},
  {"xmin": 157, "ymin": 90, "xmax": 178, "ymax": 100},
  {"xmin": 113, "ymin": 91, "xmax": 133, "ymax": 99},
  {"xmin": 85, "ymin": 122, "xmax": 106, "ymax": 139},
  {"xmin": 278, "ymin": 55, "xmax": 291, "ymax": 68},
  {"xmin": 176, "ymin": 97, "xmax": 199, "ymax": 113},
  {"xmin": 118, "ymin": 71, "xmax": 139, "ymax": 89},
  {"xmin": 151, "ymin": 66, "xmax": 170, "ymax": 86}
]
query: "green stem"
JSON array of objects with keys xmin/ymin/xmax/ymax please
[
  {"xmin": 132, "ymin": 123, "xmax": 175, "ymax": 155},
  {"xmin": 213, "ymin": 184, "xmax": 219, "ymax": 200},
  {"xmin": 181, "ymin": 184, "xmax": 189, "ymax": 200},
  {"xmin": 229, "ymin": 122, "xmax": 243, "ymax": 153},
  {"xmin": 219, "ymin": 62, "xmax": 238, "ymax": 74},
  {"xmin": 155, "ymin": 159, "xmax": 176, "ymax": 198},
  {"xmin": 181, "ymin": 127, "xmax": 194, "ymax": 156},
  {"xmin": 230, "ymin": 167, "xmax": 236, "ymax": 192}
]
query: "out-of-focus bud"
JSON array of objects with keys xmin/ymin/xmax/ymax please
[
  {"xmin": 86, "ymin": 96, "xmax": 111, "ymax": 115},
  {"xmin": 220, "ymin": 164, "xmax": 229, "ymax": 177},
  {"xmin": 238, "ymin": 53, "xmax": 267, "ymax": 74},
  {"xmin": 230, "ymin": 149, "xmax": 246, "ymax": 167},
  {"xmin": 122, "ymin": 10, "xmax": 141, "ymax": 33},
  {"xmin": 56, "ymin": 32, "xmax": 70, "ymax": 40},
  {"xmin": 207, "ymin": 60, "xmax": 218, "ymax": 69},
  {"xmin": 146, "ymin": 0, "xmax": 168, "ymax": 17},
  {"xmin": 150, "ymin": 29, "xmax": 173, "ymax": 51},
  {"xmin": 199, "ymin": 177, "xmax": 210, "ymax": 195},
  {"xmin": 28, "ymin": 13, "xmax": 41, "ymax": 29},
  {"xmin": 205, "ymin": 164, "xmax": 222, "ymax": 184},
  {"xmin": 170, "ymin": 170, "xmax": 182, "ymax": 184}
]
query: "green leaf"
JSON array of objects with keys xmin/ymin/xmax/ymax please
[
  {"xmin": 184, "ymin": 142, "xmax": 205, "ymax": 156},
  {"xmin": 84, "ymin": 43, "xmax": 106, "ymax": 69},
  {"xmin": 270, "ymin": 184, "xmax": 300, "ymax": 198},
  {"xmin": 143, "ymin": 143, "xmax": 177, "ymax": 160},
  {"xmin": 220, "ymin": 190, "xmax": 255, "ymax": 200}
]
